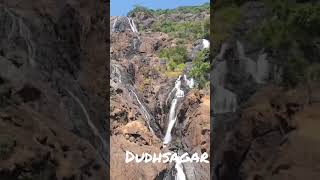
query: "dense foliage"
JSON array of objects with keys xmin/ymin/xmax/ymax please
[
  {"xmin": 253, "ymin": 0, "xmax": 320, "ymax": 87},
  {"xmin": 128, "ymin": 3, "xmax": 209, "ymax": 42},
  {"xmin": 127, "ymin": 5, "xmax": 154, "ymax": 17},
  {"xmin": 213, "ymin": 0, "xmax": 320, "ymax": 87},
  {"xmin": 152, "ymin": 18, "xmax": 209, "ymax": 41},
  {"xmin": 189, "ymin": 49, "xmax": 210, "ymax": 88},
  {"xmin": 128, "ymin": 3, "xmax": 209, "ymax": 17},
  {"xmin": 128, "ymin": 3, "xmax": 210, "ymax": 86},
  {"xmin": 159, "ymin": 46, "xmax": 188, "ymax": 71}
]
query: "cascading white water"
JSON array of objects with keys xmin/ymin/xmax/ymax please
[
  {"xmin": 111, "ymin": 17, "xmax": 118, "ymax": 32},
  {"xmin": 111, "ymin": 63, "xmax": 155, "ymax": 134},
  {"xmin": 236, "ymin": 41, "xmax": 269, "ymax": 84},
  {"xmin": 163, "ymin": 98, "xmax": 178, "ymax": 145},
  {"xmin": 64, "ymin": 88, "xmax": 108, "ymax": 163},
  {"xmin": 166, "ymin": 76, "xmax": 181, "ymax": 105},
  {"xmin": 163, "ymin": 75, "xmax": 183, "ymax": 145},
  {"xmin": 163, "ymin": 74, "xmax": 196, "ymax": 145},
  {"xmin": 111, "ymin": 16, "xmax": 139, "ymax": 34},
  {"xmin": 175, "ymin": 160, "xmax": 186, "ymax": 180},
  {"xmin": 129, "ymin": 88, "xmax": 155, "ymax": 135},
  {"xmin": 183, "ymin": 75, "xmax": 194, "ymax": 89},
  {"xmin": 176, "ymin": 89, "xmax": 185, "ymax": 98},
  {"xmin": 163, "ymin": 75, "xmax": 196, "ymax": 179},
  {"xmin": 127, "ymin": 17, "xmax": 138, "ymax": 33},
  {"xmin": 111, "ymin": 64, "xmax": 122, "ymax": 83},
  {"xmin": 202, "ymin": 39, "xmax": 210, "ymax": 49}
]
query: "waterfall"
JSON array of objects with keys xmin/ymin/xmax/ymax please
[
  {"xmin": 236, "ymin": 41, "xmax": 269, "ymax": 84},
  {"xmin": 111, "ymin": 16, "xmax": 139, "ymax": 34},
  {"xmin": 183, "ymin": 75, "xmax": 194, "ymax": 89},
  {"xmin": 166, "ymin": 75, "xmax": 183, "ymax": 105},
  {"xmin": 111, "ymin": 17, "xmax": 118, "ymax": 32},
  {"xmin": 175, "ymin": 160, "xmax": 186, "ymax": 180},
  {"xmin": 176, "ymin": 89, "xmax": 185, "ymax": 98},
  {"xmin": 128, "ymin": 87, "xmax": 155, "ymax": 135},
  {"xmin": 111, "ymin": 63, "xmax": 156, "ymax": 135},
  {"xmin": 127, "ymin": 17, "xmax": 138, "ymax": 33},
  {"xmin": 202, "ymin": 39, "xmax": 210, "ymax": 49},
  {"xmin": 3, "ymin": 7, "xmax": 35, "ymax": 67},
  {"xmin": 64, "ymin": 88, "xmax": 108, "ymax": 164},
  {"xmin": 215, "ymin": 42, "xmax": 229, "ymax": 61},
  {"xmin": 163, "ymin": 74, "xmax": 194, "ymax": 145},
  {"xmin": 111, "ymin": 64, "xmax": 122, "ymax": 83},
  {"xmin": 163, "ymin": 98, "xmax": 178, "ymax": 145}
]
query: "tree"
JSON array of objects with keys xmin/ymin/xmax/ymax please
[{"xmin": 189, "ymin": 49, "xmax": 210, "ymax": 88}]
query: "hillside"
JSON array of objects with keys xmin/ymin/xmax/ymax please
[
  {"xmin": 110, "ymin": 3, "xmax": 210, "ymax": 180},
  {"xmin": 0, "ymin": 0, "xmax": 108, "ymax": 179},
  {"xmin": 211, "ymin": 1, "xmax": 320, "ymax": 180}
]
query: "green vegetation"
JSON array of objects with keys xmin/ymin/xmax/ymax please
[
  {"xmin": 128, "ymin": 3, "xmax": 209, "ymax": 17},
  {"xmin": 0, "ymin": 134, "xmax": 15, "ymax": 160},
  {"xmin": 154, "ymin": 3, "xmax": 209, "ymax": 16},
  {"xmin": 159, "ymin": 45, "xmax": 188, "ymax": 71},
  {"xmin": 127, "ymin": 5, "xmax": 154, "ymax": 17},
  {"xmin": 128, "ymin": 3, "xmax": 211, "ymax": 85},
  {"xmin": 251, "ymin": 0, "xmax": 320, "ymax": 87},
  {"xmin": 128, "ymin": 3, "xmax": 209, "ymax": 42},
  {"xmin": 152, "ymin": 18, "xmax": 209, "ymax": 41},
  {"xmin": 189, "ymin": 49, "xmax": 210, "ymax": 88},
  {"xmin": 211, "ymin": 4, "xmax": 241, "ymax": 56},
  {"xmin": 213, "ymin": 0, "xmax": 320, "ymax": 87},
  {"xmin": 158, "ymin": 46, "xmax": 188, "ymax": 78},
  {"xmin": 254, "ymin": 1, "xmax": 320, "ymax": 50}
]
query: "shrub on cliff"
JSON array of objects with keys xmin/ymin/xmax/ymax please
[
  {"xmin": 153, "ymin": 3, "xmax": 209, "ymax": 16},
  {"xmin": 128, "ymin": 5, "xmax": 154, "ymax": 17},
  {"xmin": 252, "ymin": 0, "xmax": 320, "ymax": 87},
  {"xmin": 152, "ymin": 19, "xmax": 209, "ymax": 41},
  {"xmin": 189, "ymin": 49, "xmax": 210, "ymax": 88},
  {"xmin": 159, "ymin": 46, "xmax": 188, "ymax": 66}
]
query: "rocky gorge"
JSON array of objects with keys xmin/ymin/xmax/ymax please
[{"xmin": 110, "ymin": 4, "xmax": 210, "ymax": 180}]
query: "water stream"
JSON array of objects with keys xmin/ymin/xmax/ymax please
[
  {"xmin": 128, "ymin": 86, "xmax": 155, "ymax": 135},
  {"xmin": 162, "ymin": 74, "xmax": 195, "ymax": 180},
  {"xmin": 127, "ymin": 17, "xmax": 138, "ymax": 33},
  {"xmin": 64, "ymin": 88, "xmax": 108, "ymax": 164},
  {"xmin": 111, "ymin": 16, "xmax": 139, "ymax": 34},
  {"xmin": 202, "ymin": 39, "xmax": 210, "ymax": 49},
  {"xmin": 111, "ymin": 58, "xmax": 194, "ymax": 180},
  {"xmin": 175, "ymin": 160, "xmax": 187, "ymax": 180}
]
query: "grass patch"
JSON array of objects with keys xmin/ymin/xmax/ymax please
[{"xmin": 165, "ymin": 71, "xmax": 182, "ymax": 78}]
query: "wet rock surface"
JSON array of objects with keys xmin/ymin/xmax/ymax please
[
  {"xmin": 110, "ymin": 7, "xmax": 210, "ymax": 179},
  {"xmin": 214, "ymin": 85, "xmax": 320, "ymax": 180},
  {"xmin": 211, "ymin": 1, "xmax": 320, "ymax": 180},
  {"xmin": 0, "ymin": 0, "xmax": 108, "ymax": 179}
]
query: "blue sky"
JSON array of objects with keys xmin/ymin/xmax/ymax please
[{"xmin": 111, "ymin": 0, "xmax": 209, "ymax": 16}]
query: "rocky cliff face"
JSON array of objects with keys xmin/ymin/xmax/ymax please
[
  {"xmin": 0, "ymin": 0, "xmax": 108, "ymax": 179},
  {"xmin": 110, "ymin": 4, "xmax": 210, "ymax": 180},
  {"xmin": 211, "ymin": 1, "xmax": 320, "ymax": 180}
]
